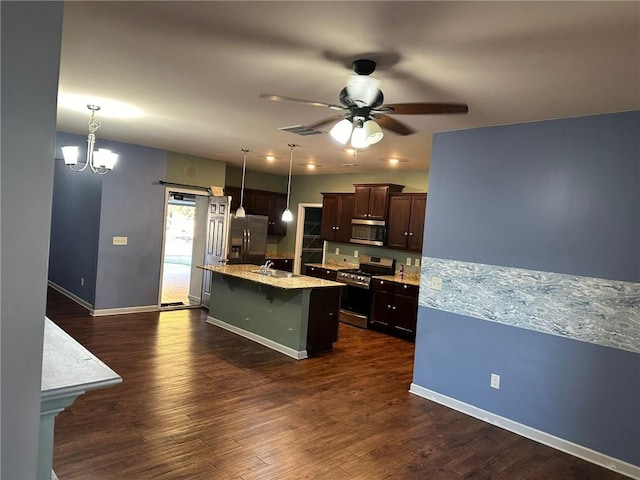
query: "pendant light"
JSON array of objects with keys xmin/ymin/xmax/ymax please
[
  {"xmin": 236, "ymin": 148, "xmax": 249, "ymax": 218},
  {"xmin": 281, "ymin": 143, "xmax": 296, "ymax": 222}
]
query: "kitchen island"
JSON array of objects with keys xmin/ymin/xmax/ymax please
[{"xmin": 200, "ymin": 264, "xmax": 344, "ymax": 359}]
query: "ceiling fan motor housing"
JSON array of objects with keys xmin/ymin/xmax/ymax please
[{"xmin": 352, "ymin": 59, "xmax": 377, "ymax": 76}]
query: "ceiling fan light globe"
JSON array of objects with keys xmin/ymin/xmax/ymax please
[
  {"xmin": 281, "ymin": 208, "xmax": 293, "ymax": 222},
  {"xmin": 363, "ymin": 120, "xmax": 384, "ymax": 144},
  {"xmin": 350, "ymin": 127, "xmax": 370, "ymax": 149},
  {"xmin": 61, "ymin": 146, "xmax": 79, "ymax": 165},
  {"xmin": 346, "ymin": 74, "xmax": 381, "ymax": 106},
  {"xmin": 330, "ymin": 118, "xmax": 353, "ymax": 144}
]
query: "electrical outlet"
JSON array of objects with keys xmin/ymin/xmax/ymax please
[
  {"xmin": 335, "ymin": 247, "xmax": 340, "ymax": 254},
  {"xmin": 406, "ymin": 257, "xmax": 412, "ymax": 266},
  {"xmin": 415, "ymin": 258, "xmax": 420, "ymax": 267},
  {"xmin": 491, "ymin": 373, "xmax": 501, "ymax": 389},
  {"xmin": 354, "ymin": 250, "xmax": 358, "ymax": 257},
  {"xmin": 430, "ymin": 276, "xmax": 442, "ymax": 290},
  {"xmin": 113, "ymin": 236, "xmax": 128, "ymax": 246}
]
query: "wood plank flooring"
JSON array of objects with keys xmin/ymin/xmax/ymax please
[{"xmin": 46, "ymin": 288, "xmax": 626, "ymax": 479}]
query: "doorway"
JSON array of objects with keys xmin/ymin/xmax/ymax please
[
  {"xmin": 159, "ymin": 188, "xmax": 209, "ymax": 310},
  {"xmin": 294, "ymin": 203, "xmax": 323, "ymax": 274}
]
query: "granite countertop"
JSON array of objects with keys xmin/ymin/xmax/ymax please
[
  {"xmin": 373, "ymin": 274, "xmax": 421, "ymax": 287},
  {"xmin": 42, "ymin": 318, "xmax": 122, "ymax": 398},
  {"xmin": 199, "ymin": 264, "xmax": 344, "ymax": 290}
]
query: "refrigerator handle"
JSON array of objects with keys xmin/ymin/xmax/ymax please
[
  {"xmin": 242, "ymin": 229, "xmax": 247, "ymax": 262},
  {"xmin": 246, "ymin": 228, "xmax": 251, "ymax": 256}
]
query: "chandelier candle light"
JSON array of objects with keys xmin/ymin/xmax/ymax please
[
  {"xmin": 281, "ymin": 144, "xmax": 297, "ymax": 222},
  {"xmin": 61, "ymin": 105, "xmax": 118, "ymax": 175}
]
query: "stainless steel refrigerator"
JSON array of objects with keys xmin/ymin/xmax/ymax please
[{"xmin": 227, "ymin": 214, "xmax": 269, "ymax": 265}]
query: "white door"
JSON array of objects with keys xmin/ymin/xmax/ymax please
[{"xmin": 201, "ymin": 195, "xmax": 231, "ymax": 307}]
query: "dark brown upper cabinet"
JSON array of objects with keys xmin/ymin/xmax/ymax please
[
  {"xmin": 320, "ymin": 193, "xmax": 355, "ymax": 243},
  {"xmin": 386, "ymin": 193, "xmax": 426, "ymax": 252},
  {"xmin": 353, "ymin": 184, "xmax": 404, "ymax": 220}
]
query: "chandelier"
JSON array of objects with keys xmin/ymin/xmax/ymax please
[{"xmin": 61, "ymin": 105, "xmax": 118, "ymax": 175}]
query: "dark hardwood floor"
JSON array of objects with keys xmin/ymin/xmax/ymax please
[{"xmin": 46, "ymin": 288, "xmax": 625, "ymax": 479}]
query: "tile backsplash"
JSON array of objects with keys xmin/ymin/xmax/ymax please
[{"xmin": 324, "ymin": 241, "xmax": 421, "ymax": 274}]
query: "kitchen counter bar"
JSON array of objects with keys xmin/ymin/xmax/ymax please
[
  {"xmin": 200, "ymin": 264, "xmax": 344, "ymax": 289},
  {"xmin": 201, "ymin": 264, "xmax": 343, "ymax": 359}
]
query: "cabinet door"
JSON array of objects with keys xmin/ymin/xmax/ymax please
[
  {"xmin": 407, "ymin": 195, "xmax": 426, "ymax": 252},
  {"xmin": 268, "ymin": 193, "xmax": 288, "ymax": 236},
  {"xmin": 251, "ymin": 191, "xmax": 271, "ymax": 217},
  {"xmin": 368, "ymin": 185, "xmax": 390, "ymax": 219},
  {"xmin": 370, "ymin": 289, "xmax": 393, "ymax": 327},
  {"xmin": 335, "ymin": 194, "xmax": 355, "ymax": 243},
  {"xmin": 225, "ymin": 186, "xmax": 241, "ymax": 212},
  {"xmin": 353, "ymin": 186, "xmax": 372, "ymax": 218},
  {"xmin": 386, "ymin": 195, "xmax": 413, "ymax": 249},
  {"xmin": 392, "ymin": 291, "xmax": 418, "ymax": 335},
  {"xmin": 321, "ymin": 195, "xmax": 339, "ymax": 241}
]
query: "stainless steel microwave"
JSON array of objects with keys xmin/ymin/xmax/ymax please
[{"xmin": 351, "ymin": 219, "xmax": 386, "ymax": 246}]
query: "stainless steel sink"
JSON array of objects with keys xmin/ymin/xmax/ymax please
[{"xmin": 251, "ymin": 269, "xmax": 301, "ymax": 279}]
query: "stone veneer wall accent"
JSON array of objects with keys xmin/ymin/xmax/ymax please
[{"xmin": 420, "ymin": 256, "xmax": 640, "ymax": 354}]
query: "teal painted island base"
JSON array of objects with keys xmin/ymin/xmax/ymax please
[{"xmin": 203, "ymin": 265, "xmax": 343, "ymax": 359}]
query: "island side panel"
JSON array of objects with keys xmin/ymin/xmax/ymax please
[
  {"xmin": 306, "ymin": 287, "xmax": 341, "ymax": 355},
  {"xmin": 207, "ymin": 273, "xmax": 309, "ymax": 357}
]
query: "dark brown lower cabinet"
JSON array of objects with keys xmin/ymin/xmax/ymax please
[
  {"xmin": 306, "ymin": 287, "xmax": 341, "ymax": 355},
  {"xmin": 370, "ymin": 278, "xmax": 418, "ymax": 338},
  {"xmin": 304, "ymin": 265, "xmax": 338, "ymax": 281}
]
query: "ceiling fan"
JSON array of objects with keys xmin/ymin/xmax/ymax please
[{"xmin": 260, "ymin": 59, "xmax": 468, "ymax": 147}]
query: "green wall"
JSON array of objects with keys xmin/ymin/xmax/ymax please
[
  {"xmin": 226, "ymin": 165, "xmax": 288, "ymax": 193},
  {"xmin": 166, "ymin": 151, "xmax": 226, "ymax": 188}
]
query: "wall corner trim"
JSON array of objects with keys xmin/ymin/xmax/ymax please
[
  {"xmin": 207, "ymin": 316, "xmax": 308, "ymax": 360},
  {"xmin": 409, "ymin": 383, "xmax": 639, "ymax": 479}
]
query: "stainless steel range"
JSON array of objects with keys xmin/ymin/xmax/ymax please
[{"xmin": 336, "ymin": 254, "xmax": 395, "ymax": 328}]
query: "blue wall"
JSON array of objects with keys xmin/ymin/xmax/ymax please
[
  {"xmin": 414, "ymin": 111, "xmax": 640, "ymax": 466},
  {"xmin": 51, "ymin": 132, "xmax": 167, "ymax": 310},
  {"xmin": 49, "ymin": 132, "xmax": 102, "ymax": 304}
]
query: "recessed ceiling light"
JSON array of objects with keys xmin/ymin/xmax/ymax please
[
  {"xmin": 307, "ymin": 164, "xmax": 316, "ymax": 170},
  {"xmin": 265, "ymin": 155, "xmax": 275, "ymax": 162},
  {"xmin": 381, "ymin": 157, "xmax": 408, "ymax": 165}
]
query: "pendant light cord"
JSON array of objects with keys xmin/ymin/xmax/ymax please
[
  {"xmin": 286, "ymin": 144, "xmax": 296, "ymax": 209},
  {"xmin": 239, "ymin": 148, "xmax": 249, "ymax": 208}
]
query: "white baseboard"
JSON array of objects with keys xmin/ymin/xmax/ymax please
[
  {"xmin": 47, "ymin": 281, "xmax": 92, "ymax": 312},
  {"xmin": 188, "ymin": 294, "xmax": 201, "ymax": 304},
  {"xmin": 207, "ymin": 316, "xmax": 307, "ymax": 360},
  {"xmin": 409, "ymin": 383, "xmax": 639, "ymax": 480},
  {"xmin": 48, "ymin": 280, "xmax": 160, "ymax": 317},
  {"xmin": 92, "ymin": 305, "xmax": 158, "ymax": 316}
]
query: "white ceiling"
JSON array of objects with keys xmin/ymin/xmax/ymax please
[{"xmin": 56, "ymin": 1, "xmax": 640, "ymax": 176}]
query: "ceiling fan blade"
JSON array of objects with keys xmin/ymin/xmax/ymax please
[
  {"xmin": 384, "ymin": 102, "xmax": 469, "ymax": 115},
  {"xmin": 374, "ymin": 114, "xmax": 416, "ymax": 136},
  {"xmin": 259, "ymin": 93, "xmax": 343, "ymax": 110},
  {"xmin": 306, "ymin": 114, "xmax": 348, "ymax": 130}
]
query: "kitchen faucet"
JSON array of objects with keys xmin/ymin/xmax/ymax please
[{"xmin": 259, "ymin": 260, "xmax": 274, "ymax": 273}]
